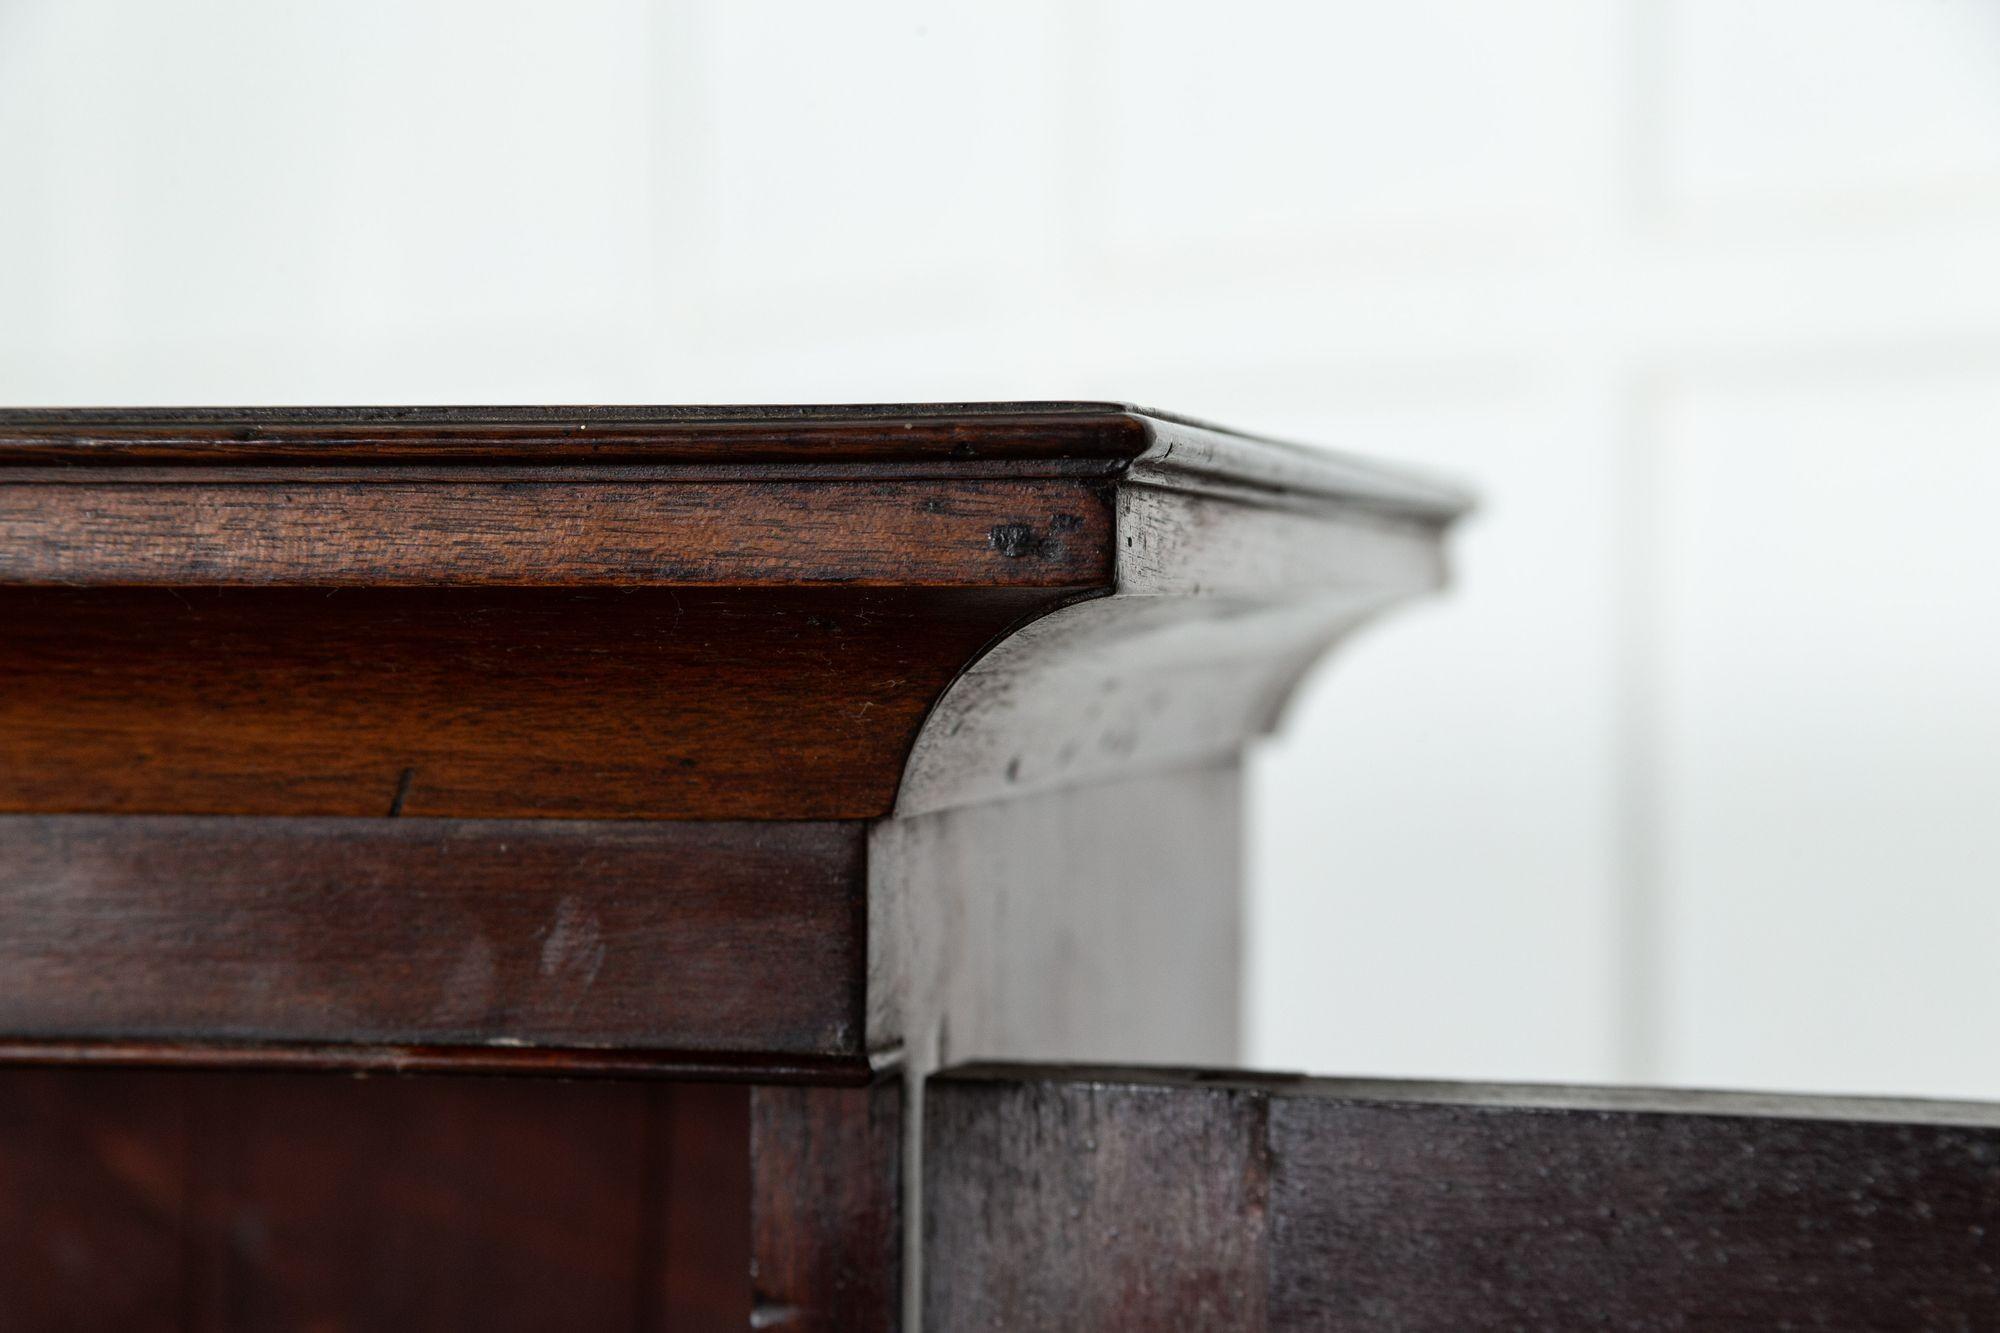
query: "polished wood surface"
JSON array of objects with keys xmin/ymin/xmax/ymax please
[
  {"xmin": 0, "ymin": 402, "xmax": 1154, "ymax": 465},
  {"xmin": 12, "ymin": 403, "xmax": 1970, "ymax": 1326},
  {"xmin": 0, "ymin": 404, "xmax": 1460, "ymax": 1086},
  {"xmin": 0, "ymin": 587, "xmax": 1064, "ymax": 820},
  {"xmin": 0, "ymin": 1067, "xmax": 749, "ymax": 1332},
  {"xmin": 0, "ymin": 403, "xmax": 1469, "ymax": 1329},
  {"xmin": 925, "ymin": 1065, "xmax": 2000, "ymax": 1331},
  {"xmin": 0, "ymin": 404, "xmax": 1460, "ymax": 826},
  {"xmin": 0, "ymin": 480, "xmax": 1114, "ymax": 587},
  {"xmin": 751, "ymin": 1082, "xmax": 904, "ymax": 1332},
  {"xmin": 0, "ymin": 816, "xmax": 866, "ymax": 1072}
]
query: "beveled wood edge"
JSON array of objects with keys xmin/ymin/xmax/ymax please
[
  {"xmin": 0, "ymin": 1038, "xmax": 876, "ymax": 1084},
  {"xmin": 0, "ymin": 401, "xmax": 1129, "ymax": 429},
  {"xmin": 0, "ymin": 404, "xmax": 1145, "ymax": 464},
  {"xmin": 0, "ymin": 459, "xmax": 1133, "ymax": 485},
  {"xmin": 1134, "ymin": 409, "xmax": 1472, "ymax": 521},
  {"xmin": 0, "ymin": 404, "xmax": 1466, "ymax": 595},
  {"xmin": 0, "ymin": 404, "xmax": 1475, "ymax": 524},
  {"xmin": 933, "ymin": 1063, "xmax": 2000, "ymax": 1129}
]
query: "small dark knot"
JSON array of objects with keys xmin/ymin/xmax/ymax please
[{"xmin": 988, "ymin": 523, "xmax": 1040, "ymax": 558}]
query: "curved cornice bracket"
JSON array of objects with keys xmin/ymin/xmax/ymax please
[{"xmin": 896, "ymin": 414, "xmax": 1467, "ymax": 815}]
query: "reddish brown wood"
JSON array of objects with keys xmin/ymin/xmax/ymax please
[
  {"xmin": 0, "ymin": 587, "xmax": 1067, "ymax": 819},
  {"xmin": 653, "ymin": 1084, "xmax": 754, "ymax": 1330},
  {"xmin": 925, "ymin": 1066, "xmax": 2000, "ymax": 1331},
  {"xmin": 0, "ymin": 815, "xmax": 867, "ymax": 1069},
  {"xmin": 0, "ymin": 1067, "xmax": 191, "ymax": 1331},
  {"xmin": 0, "ymin": 405, "xmax": 1472, "ymax": 524},
  {"xmin": 0, "ymin": 405, "xmax": 1462, "ymax": 825},
  {"xmin": 0, "ymin": 479, "xmax": 1113, "ymax": 588},
  {"xmin": 0, "ymin": 402, "xmax": 1152, "ymax": 465},
  {"xmin": 0, "ymin": 1067, "xmax": 750, "ymax": 1332},
  {"xmin": 752, "ymin": 1081, "xmax": 904, "ymax": 1332},
  {"xmin": 0, "ymin": 403, "xmax": 1472, "ymax": 1328}
]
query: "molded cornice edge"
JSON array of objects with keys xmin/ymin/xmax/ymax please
[
  {"xmin": 0, "ymin": 404, "xmax": 1466, "ymax": 821},
  {"xmin": 895, "ymin": 410, "xmax": 1468, "ymax": 814}
]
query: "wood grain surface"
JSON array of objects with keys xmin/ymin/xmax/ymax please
[
  {"xmin": 0, "ymin": 815, "xmax": 868, "ymax": 1070},
  {"xmin": 0, "ymin": 404, "xmax": 1464, "ymax": 820},
  {"xmin": 752, "ymin": 1081, "xmax": 904, "ymax": 1332},
  {"xmin": 0, "ymin": 479, "xmax": 1114, "ymax": 588},
  {"xmin": 926, "ymin": 1073, "xmax": 1268, "ymax": 1330},
  {"xmin": 0, "ymin": 586, "xmax": 1067, "ymax": 819},
  {"xmin": 0, "ymin": 402, "xmax": 1153, "ymax": 465},
  {"xmin": 0, "ymin": 405, "xmax": 1474, "ymax": 523},
  {"xmin": 0, "ymin": 404, "xmax": 1474, "ymax": 1328},
  {"xmin": 0, "ymin": 1067, "xmax": 750, "ymax": 1332},
  {"xmin": 925, "ymin": 1066, "xmax": 2000, "ymax": 1331}
]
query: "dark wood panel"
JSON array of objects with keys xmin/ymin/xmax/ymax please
[
  {"xmin": 0, "ymin": 1038, "xmax": 862, "ymax": 1083},
  {"xmin": 0, "ymin": 480, "xmax": 1113, "ymax": 588},
  {"xmin": 184, "ymin": 1073, "xmax": 654, "ymax": 1330},
  {"xmin": 752, "ymin": 1081, "xmax": 904, "ymax": 1332},
  {"xmin": 0, "ymin": 402, "xmax": 1151, "ymax": 465},
  {"xmin": 0, "ymin": 1067, "xmax": 191, "ymax": 1331},
  {"xmin": 0, "ymin": 404, "xmax": 1473, "ymax": 1327},
  {"xmin": 0, "ymin": 587, "xmax": 1066, "ymax": 819},
  {"xmin": 1266, "ymin": 1090, "xmax": 2000, "ymax": 1331},
  {"xmin": 0, "ymin": 816, "xmax": 867, "ymax": 1067},
  {"xmin": 0, "ymin": 1067, "xmax": 750, "ymax": 1332},
  {"xmin": 925, "ymin": 1066, "xmax": 2000, "ymax": 1331},
  {"xmin": 924, "ymin": 1073, "xmax": 1267, "ymax": 1331},
  {"xmin": 652, "ymin": 1084, "xmax": 754, "ymax": 1330}
]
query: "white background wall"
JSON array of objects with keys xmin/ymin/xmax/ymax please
[{"xmin": 4, "ymin": 0, "xmax": 1999, "ymax": 1099}]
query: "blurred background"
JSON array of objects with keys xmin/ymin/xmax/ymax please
[{"xmin": 4, "ymin": 0, "xmax": 1997, "ymax": 1099}]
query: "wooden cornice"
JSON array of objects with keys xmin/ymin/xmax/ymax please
[{"xmin": 0, "ymin": 404, "xmax": 1466, "ymax": 819}]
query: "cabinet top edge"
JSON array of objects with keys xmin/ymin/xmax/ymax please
[
  {"xmin": 935, "ymin": 1063, "xmax": 2000, "ymax": 1129},
  {"xmin": 0, "ymin": 400, "xmax": 1131, "ymax": 431},
  {"xmin": 0, "ymin": 402, "xmax": 1472, "ymax": 519}
]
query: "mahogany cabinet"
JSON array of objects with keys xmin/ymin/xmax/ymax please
[{"xmin": 0, "ymin": 404, "xmax": 1993, "ymax": 1330}]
